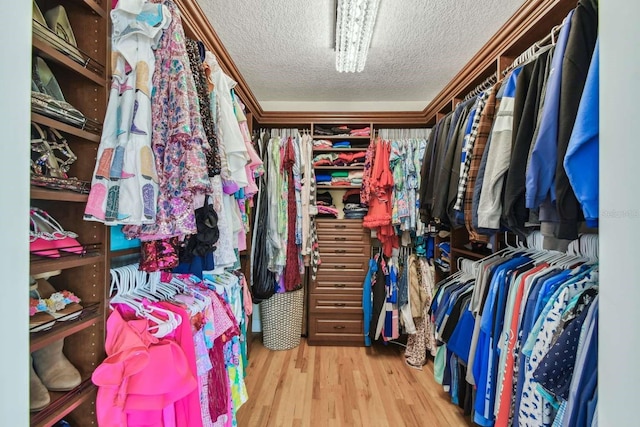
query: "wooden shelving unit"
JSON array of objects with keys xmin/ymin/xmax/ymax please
[
  {"xmin": 31, "ymin": 187, "xmax": 89, "ymax": 203},
  {"xmin": 312, "ymin": 147, "xmax": 368, "ymax": 152},
  {"xmin": 30, "ymin": 0, "xmax": 109, "ymax": 424},
  {"xmin": 30, "ymin": 379, "xmax": 96, "ymax": 427},
  {"xmin": 30, "ymin": 303, "xmax": 101, "ymax": 352},
  {"xmin": 31, "ymin": 113, "xmax": 101, "ymax": 143}
]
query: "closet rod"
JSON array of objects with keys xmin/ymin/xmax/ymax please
[
  {"xmin": 462, "ymin": 72, "xmax": 498, "ymax": 102},
  {"xmin": 502, "ymin": 15, "xmax": 569, "ymax": 77}
]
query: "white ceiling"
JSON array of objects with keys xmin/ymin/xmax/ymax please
[{"xmin": 198, "ymin": 0, "xmax": 526, "ymax": 111}]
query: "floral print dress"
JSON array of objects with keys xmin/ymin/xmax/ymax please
[{"xmin": 124, "ymin": 0, "xmax": 212, "ymax": 241}]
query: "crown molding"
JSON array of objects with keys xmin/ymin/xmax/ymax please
[
  {"xmin": 176, "ymin": 0, "xmax": 574, "ymax": 126},
  {"xmin": 174, "ymin": 0, "xmax": 264, "ymax": 119},
  {"xmin": 259, "ymin": 111, "xmax": 427, "ymax": 125},
  {"xmin": 422, "ymin": 0, "xmax": 574, "ymax": 121}
]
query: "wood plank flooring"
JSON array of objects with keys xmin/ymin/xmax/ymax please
[{"xmin": 237, "ymin": 335, "xmax": 474, "ymax": 427}]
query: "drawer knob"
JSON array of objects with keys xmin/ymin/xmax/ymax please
[
  {"xmin": 334, "ymin": 284, "xmax": 346, "ymax": 288},
  {"xmin": 335, "ymin": 237, "xmax": 346, "ymax": 241},
  {"xmin": 334, "ymin": 325, "xmax": 346, "ymax": 330},
  {"xmin": 335, "ymin": 265, "xmax": 346, "ymax": 269},
  {"xmin": 334, "ymin": 303, "xmax": 346, "ymax": 307},
  {"xmin": 335, "ymin": 249, "xmax": 346, "ymax": 254},
  {"xmin": 335, "ymin": 225, "xmax": 346, "ymax": 229}
]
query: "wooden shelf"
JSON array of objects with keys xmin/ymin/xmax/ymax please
[
  {"xmin": 110, "ymin": 247, "xmax": 140, "ymax": 257},
  {"xmin": 75, "ymin": 0, "xmax": 107, "ymax": 17},
  {"xmin": 30, "ymin": 250, "xmax": 102, "ymax": 276},
  {"xmin": 450, "ymin": 247, "xmax": 490, "ymax": 260},
  {"xmin": 312, "ymin": 135, "xmax": 371, "ymax": 140},
  {"xmin": 314, "ymin": 166, "xmax": 364, "ymax": 170},
  {"xmin": 317, "ymin": 185, "xmax": 361, "ymax": 189},
  {"xmin": 30, "ymin": 303, "xmax": 101, "ymax": 352},
  {"xmin": 31, "ymin": 187, "xmax": 89, "ymax": 203},
  {"xmin": 32, "ymin": 38, "xmax": 106, "ymax": 86},
  {"xmin": 312, "ymin": 148, "xmax": 368, "ymax": 152},
  {"xmin": 30, "ymin": 379, "xmax": 96, "ymax": 427},
  {"xmin": 31, "ymin": 113, "xmax": 101, "ymax": 143}
]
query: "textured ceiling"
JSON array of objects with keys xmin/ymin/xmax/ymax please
[{"xmin": 197, "ymin": 0, "xmax": 526, "ymax": 111}]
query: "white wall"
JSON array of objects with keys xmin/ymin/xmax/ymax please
[
  {"xmin": 0, "ymin": 0, "xmax": 31, "ymax": 424},
  {"xmin": 600, "ymin": 1, "xmax": 640, "ymax": 426}
]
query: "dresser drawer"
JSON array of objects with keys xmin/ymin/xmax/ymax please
[
  {"xmin": 308, "ymin": 314, "xmax": 364, "ymax": 346},
  {"xmin": 316, "ymin": 219, "xmax": 365, "ymax": 231},
  {"xmin": 318, "ymin": 255, "xmax": 369, "ymax": 272},
  {"xmin": 317, "ymin": 230, "xmax": 370, "ymax": 245},
  {"xmin": 309, "ymin": 293, "xmax": 362, "ymax": 314},
  {"xmin": 319, "ymin": 244, "xmax": 370, "ymax": 258},
  {"xmin": 311, "ymin": 277, "xmax": 364, "ymax": 293}
]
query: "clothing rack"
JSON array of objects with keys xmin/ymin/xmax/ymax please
[
  {"xmin": 377, "ymin": 128, "xmax": 431, "ymax": 140},
  {"xmin": 501, "ymin": 14, "xmax": 570, "ymax": 76},
  {"xmin": 462, "ymin": 72, "xmax": 497, "ymax": 102}
]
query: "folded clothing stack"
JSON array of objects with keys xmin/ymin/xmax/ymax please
[
  {"xmin": 350, "ymin": 126, "xmax": 370, "ymax": 137},
  {"xmin": 332, "ymin": 140, "xmax": 351, "ymax": 148},
  {"xmin": 330, "ymin": 171, "xmax": 350, "ymax": 186},
  {"xmin": 316, "ymin": 191, "xmax": 338, "ymax": 218},
  {"xmin": 313, "ymin": 153, "xmax": 338, "ymax": 166},
  {"xmin": 342, "ymin": 189, "xmax": 368, "ymax": 219},
  {"xmin": 436, "ymin": 242, "xmax": 451, "ymax": 271},
  {"xmin": 316, "ymin": 173, "xmax": 332, "ymax": 184},
  {"xmin": 315, "ymin": 125, "xmax": 351, "ymax": 136},
  {"xmin": 313, "ymin": 139, "xmax": 333, "ymax": 149},
  {"xmin": 333, "ymin": 151, "xmax": 366, "ymax": 166}
]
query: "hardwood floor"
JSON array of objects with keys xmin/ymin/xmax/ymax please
[{"xmin": 237, "ymin": 335, "xmax": 474, "ymax": 427}]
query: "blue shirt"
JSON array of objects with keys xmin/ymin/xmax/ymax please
[
  {"xmin": 564, "ymin": 39, "xmax": 599, "ymax": 227},
  {"xmin": 525, "ymin": 10, "xmax": 574, "ymax": 209}
]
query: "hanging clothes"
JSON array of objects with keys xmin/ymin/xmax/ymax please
[{"xmin": 84, "ymin": 0, "xmax": 170, "ymax": 225}]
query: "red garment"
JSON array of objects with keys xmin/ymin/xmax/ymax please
[
  {"xmin": 92, "ymin": 307, "xmax": 198, "ymax": 427},
  {"xmin": 362, "ymin": 141, "xmax": 398, "ymax": 256},
  {"xmin": 284, "ymin": 138, "xmax": 301, "ymax": 291}
]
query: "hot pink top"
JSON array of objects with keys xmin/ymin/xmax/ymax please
[{"xmin": 92, "ymin": 308, "xmax": 197, "ymax": 427}]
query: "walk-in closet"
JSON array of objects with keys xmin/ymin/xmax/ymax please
[{"xmin": 1, "ymin": 0, "xmax": 637, "ymax": 425}]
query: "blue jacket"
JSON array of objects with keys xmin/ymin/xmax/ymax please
[
  {"xmin": 564, "ymin": 39, "xmax": 599, "ymax": 227},
  {"xmin": 525, "ymin": 10, "xmax": 574, "ymax": 209}
]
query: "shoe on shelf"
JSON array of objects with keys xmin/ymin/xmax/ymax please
[
  {"xmin": 31, "ymin": 57, "xmax": 86, "ymax": 127},
  {"xmin": 32, "ymin": 339, "xmax": 82, "ymax": 392},
  {"xmin": 44, "ymin": 6, "xmax": 80, "ymax": 52},
  {"xmin": 30, "ymin": 207, "xmax": 85, "ymax": 258},
  {"xmin": 35, "ymin": 276, "xmax": 84, "ymax": 321},
  {"xmin": 33, "ymin": 1, "xmax": 84, "ymax": 63},
  {"xmin": 30, "ymin": 356, "xmax": 51, "ymax": 412}
]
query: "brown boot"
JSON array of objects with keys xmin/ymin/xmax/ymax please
[
  {"xmin": 32, "ymin": 339, "xmax": 81, "ymax": 391},
  {"xmin": 30, "ymin": 355, "xmax": 50, "ymax": 412}
]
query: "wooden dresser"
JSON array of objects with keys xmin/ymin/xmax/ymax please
[{"xmin": 308, "ymin": 218, "xmax": 371, "ymax": 346}]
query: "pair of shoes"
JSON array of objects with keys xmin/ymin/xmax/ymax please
[
  {"xmin": 31, "ymin": 122, "xmax": 78, "ymax": 179},
  {"xmin": 30, "ymin": 339, "xmax": 82, "ymax": 411},
  {"xmin": 30, "ymin": 207, "xmax": 85, "ymax": 258},
  {"xmin": 29, "ymin": 273, "xmax": 84, "ymax": 332},
  {"xmin": 31, "ymin": 56, "xmax": 86, "ymax": 128},
  {"xmin": 32, "ymin": 1, "xmax": 83, "ymax": 63}
]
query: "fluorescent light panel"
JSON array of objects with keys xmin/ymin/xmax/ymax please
[{"xmin": 335, "ymin": 0, "xmax": 381, "ymax": 73}]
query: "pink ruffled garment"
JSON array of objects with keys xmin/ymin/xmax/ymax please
[{"xmin": 92, "ymin": 307, "xmax": 197, "ymax": 427}]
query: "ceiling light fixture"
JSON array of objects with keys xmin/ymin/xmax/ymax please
[{"xmin": 335, "ymin": 0, "xmax": 381, "ymax": 73}]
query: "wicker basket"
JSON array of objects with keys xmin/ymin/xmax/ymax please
[{"xmin": 260, "ymin": 288, "xmax": 304, "ymax": 351}]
